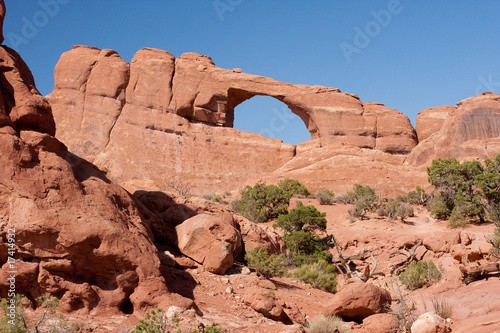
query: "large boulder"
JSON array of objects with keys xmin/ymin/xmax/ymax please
[
  {"xmin": 175, "ymin": 214, "xmax": 242, "ymax": 274},
  {"xmin": 243, "ymin": 286, "xmax": 287, "ymax": 322},
  {"xmin": 362, "ymin": 313, "xmax": 399, "ymax": 333},
  {"xmin": 411, "ymin": 312, "xmax": 452, "ymax": 333},
  {"xmin": 326, "ymin": 283, "xmax": 391, "ymax": 321}
]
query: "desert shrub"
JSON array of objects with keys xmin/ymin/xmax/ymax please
[
  {"xmin": 347, "ymin": 201, "xmax": 370, "ymax": 221},
  {"xmin": 0, "ymin": 294, "xmax": 78, "ymax": 333},
  {"xmin": 400, "ymin": 186, "xmax": 432, "ymax": 206},
  {"xmin": 278, "ymin": 178, "xmax": 311, "ymax": 197},
  {"xmin": 377, "ymin": 199, "xmax": 400, "ymax": 221},
  {"xmin": 352, "ymin": 184, "xmax": 377, "ymax": 206},
  {"xmin": 387, "ymin": 281, "xmax": 419, "ymax": 333},
  {"xmin": 284, "ymin": 230, "xmax": 324, "ymax": 256},
  {"xmin": 317, "ymin": 190, "xmax": 335, "ymax": 205},
  {"xmin": 431, "ymin": 297, "xmax": 453, "ymax": 319},
  {"xmin": 294, "ymin": 260, "xmax": 337, "ymax": 293},
  {"xmin": 334, "ymin": 193, "xmax": 351, "ymax": 204},
  {"xmin": 274, "ymin": 205, "xmax": 327, "ymax": 232},
  {"xmin": 307, "ymin": 315, "xmax": 349, "ymax": 333},
  {"xmin": 204, "ymin": 325, "xmax": 222, "ymax": 333},
  {"xmin": 427, "ymin": 156, "xmax": 500, "ymax": 226},
  {"xmin": 202, "ymin": 193, "xmax": 227, "ymax": 204},
  {"xmin": 131, "ymin": 308, "xmax": 167, "ymax": 333},
  {"xmin": 237, "ymin": 183, "xmax": 291, "ymax": 222},
  {"xmin": 399, "ymin": 260, "xmax": 442, "ymax": 290},
  {"xmin": 397, "ymin": 202, "xmax": 414, "ymax": 222},
  {"xmin": 0, "ymin": 294, "xmax": 27, "ymax": 333},
  {"xmin": 230, "ymin": 199, "xmax": 240, "ymax": 212},
  {"xmin": 245, "ymin": 248, "xmax": 287, "ymax": 278}
]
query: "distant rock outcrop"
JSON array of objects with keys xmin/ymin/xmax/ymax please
[{"xmin": 409, "ymin": 92, "xmax": 500, "ymax": 166}]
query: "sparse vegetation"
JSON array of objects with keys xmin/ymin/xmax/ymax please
[
  {"xmin": 399, "ymin": 186, "xmax": 432, "ymax": 206},
  {"xmin": 343, "ymin": 184, "xmax": 378, "ymax": 221},
  {"xmin": 307, "ymin": 314, "xmax": 349, "ymax": 333},
  {"xmin": 278, "ymin": 178, "xmax": 311, "ymax": 197},
  {"xmin": 0, "ymin": 293, "xmax": 78, "ymax": 333},
  {"xmin": 245, "ymin": 248, "xmax": 287, "ymax": 278},
  {"xmin": 294, "ymin": 259, "xmax": 337, "ymax": 293},
  {"xmin": 387, "ymin": 280, "xmax": 419, "ymax": 333},
  {"xmin": 427, "ymin": 155, "xmax": 500, "ymax": 227},
  {"xmin": 131, "ymin": 308, "xmax": 168, "ymax": 333},
  {"xmin": 274, "ymin": 205, "xmax": 327, "ymax": 232},
  {"xmin": 399, "ymin": 260, "xmax": 442, "ymax": 290},
  {"xmin": 167, "ymin": 179, "xmax": 191, "ymax": 198},
  {"xmin": 377, "ymin": 199, "xmax": 414, "ymax": 222},
  {"xmin": 236, "ymin": 183, "xmax": 292, "ymax": 222},
  {"xmin": 431, "ymin": 297, "xmax": 454, "ymax": 320},
  {"xmin": 316, "ymin": 190, "xmax": 335, "ymax": 205},
  {"xmin": 202, "ymin": 193, "xmax": 227, "ymax": 204}
]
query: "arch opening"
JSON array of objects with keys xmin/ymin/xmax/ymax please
[{"xmin": 232, "ymin": 95, "xmax": 311, "ymax": 145}]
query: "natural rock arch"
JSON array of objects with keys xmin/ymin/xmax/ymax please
[{"xmin": 229, "ymin": 93, "xmax": 313, "ymax": 144}]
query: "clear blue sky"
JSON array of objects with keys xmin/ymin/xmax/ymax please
[{"xmin": 3, "ymin": 0, "xmax": 500, "ymax": 145}]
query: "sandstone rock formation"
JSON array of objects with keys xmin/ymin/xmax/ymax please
[
  {"xmin": 326, "ymin": 283, "xmax": 391, "ymax": 321},
  {"xmin": 47, "ymin": 43, "xmax": 500, "ymax": 196},
  {"xmin": 411, "ymin": 312, "xmax": 452, "ymax": 333},
  {"xmin": 0, "ymin": 0, "xmax": 191, "ymax": 315},
  {"xmin": 47, "ymin": 46, "xmax": 421, "ymax": 195},
  {"xmin": 175, "ymin": 214, "xmax": 242, "ymax": 274},
  {"xmin": 409, "ymin": 92, "xmax": 500, "ymax": 166}
]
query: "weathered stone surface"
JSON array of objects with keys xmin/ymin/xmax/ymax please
[
  {"xmin": 411, "ymin": 312, "xmax": 452, "ymax": 333},
  {"xmin": 0, "ymin": 12, "xmax": 190, "ymax": 315},
  {"xmin": 409, "ymin": 92, "xmax": 500, "ymax": 166},
  {"xmin": 175, "ymin": 214, "xmax": 242, "ymax": 274},
  {"xmin": 326, "ymin": 283, "xmax": 391, "ymax": 321},
  {"xmin": 362, "ymin": 313, "xmax": 399, "ymax": 333},
  {"xmin": 243, "ymin": 286, "xmax": 287, "ymax": 322},
  {"xmin": 48, "ymin": 46, "xmax": 420, "ymax": 195},
  {"xmin": 0, "ymin": 46, "xmax": 55, "ymax": 135},
  {"xmin": 47, "ymin": 45, "xmax": 129, "ymax": 158},
  {"xmin": 415, "ymin": 105, "xmax": 456, "ymax": 142}
]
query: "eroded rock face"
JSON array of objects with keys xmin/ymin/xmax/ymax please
[
  {"xmin": 409, "ymin": 92, "xmax": 500, "ymax": 166},
  {"xmin": 48, "ymin": 46, "xmax": 418, "ymax": 194},
  {"xmin": 326, "ymin": 283, "xmax": 391, "ymax": 321},
  {"xmin": 175, "ymin": 214, "xmax": 242, "ymax": 274},
  {"xmin": 0, "ymin": 2, "xmax": 190, "ymax": 315}
]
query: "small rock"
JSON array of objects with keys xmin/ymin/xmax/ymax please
[
  {"xmin": 233, "ymin": 68, "xmax": 242, "ymax": 73},
  {"xmin": 241, "ymin": 266, "xmax": 251, "ymax": 275},
  {"xmin": 226, "ymin": 286, "xmax": 233, "ymax": 294},
  {"xmin": 166, "ymin": 306, "xmax": 184, "ymax": 319},
  {"xmin": 221, "ymin": 277, "xmax": 230, "ymax": 284}
]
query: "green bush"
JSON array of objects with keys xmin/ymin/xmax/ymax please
[
  {"xmin": 274, "ymin": 205, "xmax": 327, "ymax": 232},
  {"xmin": 278, "ymin": 179, "xmax": 311, "ymax": 197},
  {"xmin": 132, "ymin": 308, "xmax": 168, "ymax": 333},
  {"xmin": 400, "ymin": 186, "xmax": 431, "ymax": 206},
  {"xmin": 237, "ymin": 183, "xmax": 292, "ymax": 222},
  {"xmin": 205, "ymin": 325, "xmax": 222, "ymax": 333},
  {"xmin": 399, "ymin": 260, "xmax": 442, "ymax": 290},
  {"xmin": 427, "ymin": 157, "xmax": 500, "ymax": 226},
  {"xmin": 317, "ymin": 190, "xmax": 335, "ymax": 205},
  {"xmin": 0, "ymin": 294, "xmax": 77, "ymax": 333},
  {"xmin": 284, "ymin": 230, "xmax": 325, "ymax": 256},
  {"xmin": 245, "ymin": 248, "xmax": 287, "ymax": 278},
  {"xmin": 307, "ymin": 315, "xmax": 349, "ymax": 333},
  {"xmin": 294, "ymin": 260, "xmax": 337, "ymax": 293}
]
